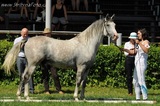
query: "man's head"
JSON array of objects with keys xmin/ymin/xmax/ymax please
[{"xmin": 21, "ymin": 28, "xmax": 28, "ymax": 39}]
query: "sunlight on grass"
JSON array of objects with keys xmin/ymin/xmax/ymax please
[{"xmin": 0, "ymin": 85, "xmax": 159, "ymax": 106}]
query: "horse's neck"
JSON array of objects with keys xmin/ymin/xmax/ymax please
[{"xmin": 76, "ymin": 25, "xmax": 104, "ymax": 53}]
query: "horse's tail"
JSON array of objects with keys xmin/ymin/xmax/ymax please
[{"xmin": 1, "ymin": 42, "xmax": 22, "ymax": 75}]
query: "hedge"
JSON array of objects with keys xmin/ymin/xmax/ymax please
[{"xmin": 0, "ymin": 39, "xmax": 160, "ymax": 89}]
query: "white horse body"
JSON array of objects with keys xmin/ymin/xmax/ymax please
[
  {"xmin": 2, "ymin": 15, "xmax": 118, "ymax": 100},
  {"xmin": 26, "ymin": 29, "xmax": 102, "ymax": 69}
]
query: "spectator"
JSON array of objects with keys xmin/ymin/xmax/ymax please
[
  {"xmin": 8, "ymin": 0, "xmax": 30, "ymax": 20},
  {"xmin": 133, "ymin": 28, "xmax": 150, "ymax": 100},
  {"xmin": 28, "ymin": 0, "xmax": 38, "ymax": 20},
  {"xmin": 33, "ymin": 0, "xmax": 42, "ymax": 21},
  {"xmin": 7, "ymin": 0, "xmax": 19, "ymax": 14},
  {"xmin": 41, "ymin": 28, "xmax": 64, "ymax": 94},
  {"xmin": 32, "ymin": 0, "xmax": 45, "ymax": 21},
  {"xmin": 0, "ymin": 5, "xmax": 5, "ymax": 23},
  {"xmin": 71, "ymin": 0, "xmax": 88, "ymax": 11},
  {"xmin": 51, "ymin": 0, "xmax": 68, "ymax": 31},
  {"xmin": 123, "ymin": 32, "xmax": 138, "ymax": 96},
  {"xmin": 14, "ymin": 28, "xmax": 34, "ymax": 94},
  {"xmin": 18, "ymin": 0, "xmax": 30, "ymax": 20},
  {"xmin": 0, "ymin": 16, "xmax": 4, "ymax": 22}
]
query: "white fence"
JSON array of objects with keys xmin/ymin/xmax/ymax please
[{"xmin": 0, "ymin": 30, "xmax": 122, "ymax": 46}]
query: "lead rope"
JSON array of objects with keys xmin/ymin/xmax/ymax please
[{"xmin": 114, "ymin": 42, "xmax": 123, "ymax": 71}]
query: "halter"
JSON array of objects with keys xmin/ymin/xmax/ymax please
[
  {"xmin": 103, "ymin": 14, "xmax": 115, "ymax": 37},
  {"xmin": 103, "ymin": 19, "xmax": 110, "ymax": 36}
]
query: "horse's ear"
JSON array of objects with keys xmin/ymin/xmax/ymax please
[
  {"xmin": 111, "ymin": 14, "xmax": 115, "ymax": 20},
  {"xmin": 106, "ymin": 14, "xmax": 109, "ymax": 17},
  {"xmin": 105, "ymin": 14, "xmax": 110, "ymax": 21}
]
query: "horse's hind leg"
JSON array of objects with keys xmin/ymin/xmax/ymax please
[
  {"xmin": 23, "ymin": 65, "xmax": 36, "ymax": 100},
  {"xmin": 16, "ymin": 79, "xmax": 24, "ymax": 99},
  {"xmin": 17, "ymin": 65, "xmax": 36, "ymax": 100},
  {"xmin": 16, "ymin": 67, "xmax": 29, "ymax": 99}
]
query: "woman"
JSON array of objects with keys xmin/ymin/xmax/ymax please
[
  {"xmin": 51, "ymin": 0, "xmax": 68, "ymax": 31},
  {"xmin": 18, "ymin": 0, "xmax": 30, "ymax": 20},
  {"xmin": 133, "ymin": 28, "xmax": 150, "ymax": 100},
  {"xmin": 71, "ymin": 0, "xmax": 88, "ymax": 11}
]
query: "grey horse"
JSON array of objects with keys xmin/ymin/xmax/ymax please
[{"xmin": 2, "ymin": 14, "xmax": 118, "ymax": 101}]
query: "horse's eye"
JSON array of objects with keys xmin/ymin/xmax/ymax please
[{"xmin": 106, "ymin": 24, "xmax": 109, "ymax": 26}]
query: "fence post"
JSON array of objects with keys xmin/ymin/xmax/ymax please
[
  {"xmin": 45, "ymin": 0, "xmax": 52, "ymax": 29},
  {"xmin": 116, "ymin": 33, "xmax": 122, "ymax": 46}
]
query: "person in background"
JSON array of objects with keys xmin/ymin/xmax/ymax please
[
  {"xmin": 0, "ymin": 16, "xmax": 4, "ymax": 22},
  {"xmin": 71, "ymin": 0, "xmax": 88, "ymax": 11},
  {"xmin": 133, "ymin": 28, "xmax": 150, "ymax": 100},
  {"xmin": 0, "ymin": 1, "xmax": 6, "ymax": 23},
  {"xmin": 51, "ymin": 0, "xmax": 68, "ymax": 31},
  {"xmin": 123, "ymin": 32, "xmax": 138, "ymax": 96},
  {"xmin": 28, "ymin": 0, "xmax": 38, "ymax": 21},
  {"xmin": 0, "ymin": 7, "xmax": 5, "ymax": 23},
  {"xmin": 7, "ymin": 0, "xmax": 19, "ymax": 14},
  {"xmin": 18, "ymin": 0, "xmax": 30, "ymax": 20},
  {"xmin": 41, "ymin": 28, "xmax": 64, "ymax": 94},
  {"xmin": 14, "ymin": 28, "xmax": 34, "ymax": 94},
  {"xmin": 32, "ymin": 0, "xmax": 45, "ymax": 21}
]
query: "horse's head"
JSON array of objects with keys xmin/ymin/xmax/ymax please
[{"xmin": 103, "ymin": 14, "xmax": 118, "ymax": 41}]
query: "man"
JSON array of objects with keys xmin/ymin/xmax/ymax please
[
  {"xmin": 14, "ymin": 28, "xmax": 34, "ymax": 94},
  {"xmin": 41, "ymin": 28, "xmax": 64, "ymax": 94}
]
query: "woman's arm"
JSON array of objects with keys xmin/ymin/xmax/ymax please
[
  {"xmin": 63, "ymin": 5, "xmax": 68, "ymax": 21},
  {"xmin": 51, "ymin": 5, "xmax": 55, "ymax": 16},
  {"xmin": 138, "ymin": 40, "xmax": 150, "ymax": 53},
  {"xmin": 135, "ymin": 39, "xmax": 150, "ymax": 53}
]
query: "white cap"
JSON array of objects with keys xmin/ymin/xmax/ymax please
[{"xmin": 128, "ymin": 32, "xmax": 138, "ymax": 39}]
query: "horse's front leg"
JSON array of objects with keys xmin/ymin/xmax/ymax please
[
  {"xmin": 80, "ymin": 69, "xmax": 89, "ymax": 100},
  {"xmin": 74, "ymin": 71, "xmax": 83, "ymax": 101},
  {"xmin": 74, "ymin": 84, "xmax": 79, "ymax": 101}
]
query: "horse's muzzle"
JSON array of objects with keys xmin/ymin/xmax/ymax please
[{"xmin": 112, "ymin": 34, "xmax": 118, "ymax": 41}]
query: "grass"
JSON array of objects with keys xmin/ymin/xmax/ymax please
[{"xmin": 0, "ymin": 84, "xmax": 159, "ymax": 106}]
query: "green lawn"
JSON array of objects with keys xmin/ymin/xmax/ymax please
[{"xmin": 0, "ymin": 85, "xmax": 159, "ymax": 106}]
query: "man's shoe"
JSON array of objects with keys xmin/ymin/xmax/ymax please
[
  {"xmin": 128, "ymin": 93, "xmax": 133, "ymax": 96},
  {"xmin": 30, "ymin": 91, "xmax": 34, "ymax": 94},
  {"xmin": 59, "ymin": 91, "xmax": 64, "ymax": 94},
  {"xmin": 45, "ymin": 91, "xmax": 50, "ymax": 94}
]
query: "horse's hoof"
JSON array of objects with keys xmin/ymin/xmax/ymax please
[
  {"xmin": 75, "ymin": 98, "xmax": 79, "ymax": 101},
  {"xmin": 80, "ymin": 96, "xmax": 85, "ymax": 100},
  {"xmin": 17, "ymin": 96, "xmax": 21, "ymax": 100},
  {"xmin": 16, "ymin": 91, "xmax": 21, "ymax": 96},
  {"xmin": 26, "ymin": 96, "xmax": 30, "ymax": 100}
]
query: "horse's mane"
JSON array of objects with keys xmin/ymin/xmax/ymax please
[{"xmin": 76, "ymin": 18, "xmax": 104, "ymax": 42}]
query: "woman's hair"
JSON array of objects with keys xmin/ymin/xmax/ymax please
[{"xmin": 138, "ymin": 28, "xmax": 148, "ymax": 40}]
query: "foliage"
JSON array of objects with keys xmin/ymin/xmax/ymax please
[
  {"xmin": 146, "ymin": 44, "xmax": 160, "ymax": 89},
  {"xmin": 0, "ymin": 40, "xmax": 17, "ymax": 83},
  {"xmin": 0, "ymin": 40, "xmax": 160, "ymax": 90}
]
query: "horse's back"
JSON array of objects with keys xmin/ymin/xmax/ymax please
[{"xmin": 25, "ymin": 36, "xmax": 80, "ymax": 67}]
